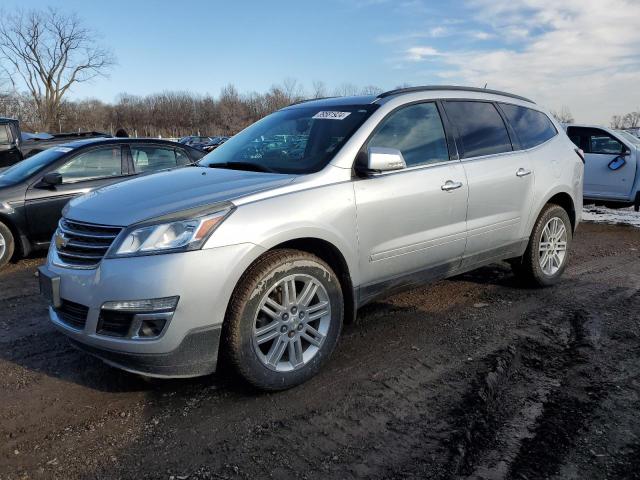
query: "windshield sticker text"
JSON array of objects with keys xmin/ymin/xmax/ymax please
[{"xmin": 312, "ymin": 111, "xmax": 352, "ymax": 120}]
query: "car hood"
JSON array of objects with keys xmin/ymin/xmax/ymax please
[{"xmin": 66, "ymin": 166, "xmax": 296, "ymax": 226}]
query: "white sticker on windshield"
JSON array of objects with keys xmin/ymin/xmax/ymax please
[
  {"xmin": 54, "ymin": 147, "xmax": 73, "ymax": 153},
  {"xmin": 312, "ymin": 111, "xmax": 352, "ymax": 120}
]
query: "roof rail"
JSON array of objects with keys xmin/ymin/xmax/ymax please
[
  {"xmin": 377, "ymin": 85, "xmax": 535, "ymax": 104},
  {"xmin": 288, "ymin": 96, "xmax": 339, "ymax": 106}
]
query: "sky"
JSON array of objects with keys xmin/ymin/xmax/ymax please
[{"xmin": 4, "ymin": 0, "xmax": 640, "ymax": 124}]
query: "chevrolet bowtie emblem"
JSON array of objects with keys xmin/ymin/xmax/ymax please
[{"xmin": 55, "ymin": 232, "xmax": 69, "ymax": 249}]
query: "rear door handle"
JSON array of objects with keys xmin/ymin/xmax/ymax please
[
  {"xmin": 516, "ymin": 168, "xmax": 532, "ymax": 177},
  {"xmin": 441, "ymin": 180, "xmax": 463, "ymax": 192}
]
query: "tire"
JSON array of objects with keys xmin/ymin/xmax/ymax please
[
  {"xmin": 224, "ymin": 249, "xmax": 344, "ymax": 391},
  {"xmin": 0, "ymin": 221, "xmax": 15, "ymax": 269},
  {"xmin": 511, "ymin": 204, "xmax": 572, "ymax": 287}
]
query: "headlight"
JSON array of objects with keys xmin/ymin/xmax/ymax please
[{"xmin": 109, "ymin": 206, "xmax": 233, "ymax": 257}]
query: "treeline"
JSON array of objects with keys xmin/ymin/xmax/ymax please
[
  {"xmin": 0, "ymin": 80, "xmax": 384, "ymax": 137},
  {"xmin": 611, "ymin": 110, "xmax": 640, "ymax": 130}
]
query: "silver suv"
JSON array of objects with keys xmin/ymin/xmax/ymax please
[{"xmin": 39, "ymin": 86, "xmax": 584, "ymax": 390}]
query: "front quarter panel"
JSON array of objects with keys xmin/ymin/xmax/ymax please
[{"xmin": 204, "ymin": 181, "xmax": 361, "ymax": 285}]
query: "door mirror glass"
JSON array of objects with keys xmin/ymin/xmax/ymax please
[
  {"xmin": 367, "ymin": 147, "xmax": 407, "ymax": 172},
  {"xmin": 608, "ymin": 156, "xmax": 627, "ymax": 171},
  {"xmin": 42, "ymin": 172, "xmax": 63, "ymax": 186}
]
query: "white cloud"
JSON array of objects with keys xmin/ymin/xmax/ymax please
[
  {"xmin": 406, "ymin": 0, "xmax": 640, "ymax": 124},
  {"xmin": 470, "ymin": 31, "xmax": 493, "ymax": 40},
  {"xmin": 405, "ymin": 46, "xmax": 443, "ymax": 61}
]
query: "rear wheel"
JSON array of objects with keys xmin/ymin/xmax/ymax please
[
  {"xmin": 224, "ymin": 249, "xmax": 344, "ymax": 391},
  {"xmin": 511, "ymin": 204, "xmax": 572, "ymax": 287},
  {"xmin": 0, "ymin": 221, "xmax": 15, "ymax": 269}
]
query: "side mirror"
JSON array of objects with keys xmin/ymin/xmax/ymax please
[
  {"xmin": 42, "ymin": 172, "xmax": 63, "ymax": 186},
  {"xmin": 608, "ymin": 156, "xmax": 627, "ymax": 171},
  {"xmin": 364, "ymin": 147, "xmax": 407, "ymax": 173}
]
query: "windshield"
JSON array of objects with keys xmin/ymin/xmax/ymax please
[
  {"xmin": 616, "ymin": 130, "xmax": 640, "ymax": 146},
  {"xmin": 0, "ymin": 148, "xmax": 66, "ymax": 185},
  {"xmin": 199, "ymin": 104, "xmax": 378, "ymax": 174}
]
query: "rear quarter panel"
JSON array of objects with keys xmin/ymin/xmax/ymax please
[{"xmin": 525, "ymin": 132, "xmax": 583, "ymax": 235}]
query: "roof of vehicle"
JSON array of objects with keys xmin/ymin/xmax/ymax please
[
  {"xmin": 0, "ymin": 117, "xmax": 18, "ymax": 123},
  {"xmin": 56, "ymin": 137, "xmax": 189, "ymax": 149},
  {"xmin": 286, "ymin": 85, "xmax": 535, "ymax": 110}
]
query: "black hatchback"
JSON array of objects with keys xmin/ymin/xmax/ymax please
[{"xmin": 0, "ymin": 138, "xmax": 206, "ymax": 267}]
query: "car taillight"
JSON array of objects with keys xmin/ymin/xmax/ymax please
[{"xmin": 575, "ymin": 148, "xmax": 585, "ymax": 163}]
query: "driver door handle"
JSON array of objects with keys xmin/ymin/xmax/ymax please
[
  {"xmin": 441, "ymin": 180, "xmax": 463, "ymax": 192},
  {"xmin": 516, "ymin": 168, "xmax": 532, "ymax": 177}
]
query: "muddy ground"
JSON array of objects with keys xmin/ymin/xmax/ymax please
[{"xmin": 1, "ymin": 221, "xmax": 639, "ymax": 480}]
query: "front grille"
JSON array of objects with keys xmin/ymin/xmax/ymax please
[
  {"xmin": 55, "ymin": 219, "xmax": 122, "ymax": 268},
  {"xmin": 55, "ymin": 299, "xmax": 89, "ymax": 330}
]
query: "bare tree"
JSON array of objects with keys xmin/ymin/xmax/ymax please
[
  {"xmin": 611, "ymin": 109, "xmax": 640, "ymax": 129},
  {"xmin": 0, "ymin": 8, "xmax": 115, "ymax": 131},
  {"xmin": 333, "ymin": 83, "xmax": 360, "ymax": 97},
  {"xmin": 550, "ymin": 106, "xmax": 574, "ymax": 124},
  {"xmin": 623, "ymin": 110, "xmax": 640, "ymax": 128},
  {"xmin": 360, "ymin": 85, "xmax": 383, "ymax": 95},
  {"xmin": 311, "ymin": 80, "xmax": 327, "ymax": 99}
]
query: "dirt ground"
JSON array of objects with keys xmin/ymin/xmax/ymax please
[{"xmin": 1, "ymin": 221, "xmax": 639, "ymax": 480}]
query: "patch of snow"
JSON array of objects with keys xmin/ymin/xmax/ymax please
[{"xmin": 582, "ymin": 205, "xmax": 640, "ymax": 228}]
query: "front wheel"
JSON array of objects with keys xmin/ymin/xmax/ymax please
[
  {"xmin": 511, "ymin": 204, "xmax": 572, "ymax": 287},
  {"xmin": 224, "ymin": 249, "xmax": 344, "ymax": 391},
  {"xmin": 0, "ymin": 221, "xmax": 15, "ymax": 269}
]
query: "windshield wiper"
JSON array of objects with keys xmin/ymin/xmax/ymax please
[{"xmin": 207, "ymin": 162, "xmax": 275, "ymax": 173}]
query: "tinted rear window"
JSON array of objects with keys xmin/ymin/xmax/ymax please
[
  {"xmin": 500, "ymin": 104, "xmax": 557, "ymax": 149},
  {"xmin": 444, "ymin": 101, "xmax": 512, "ymax": 158}
]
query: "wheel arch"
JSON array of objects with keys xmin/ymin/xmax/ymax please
[
  {"xmin": 269, "ymin": 237, "xmax": 357, "ymax": 324},
  {"xmin": 545, "ymin": 191, "xmax": 576, "ymax": 232},
  {"xmin": 531, "ymin": 189, "xmax": 577, "ymax": 233},
  {"xmin": 0, "ymin": 211, "xmax": 29, "ymax": 258}
]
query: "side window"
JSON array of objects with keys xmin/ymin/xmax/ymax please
[
  {"xmin": 57, "ymin": 147, "xmax": 122, "ymax": 183},
  {"xmin": 444, "ymin": 101, "xmax": 512, "ymax": 158},
  {"xmin": 175, "ymin": 149, "xmax": 193, "ymax": 166},
  {"xmin": 131, "ymin": 146, "xmax": 178, "ymax": 172},
  {"xmin": 500, "ymin": 104, "xmax": 557, "ymax": 149},
  {"xmin": 590, "ymin": 133, "xmax": 623, "ymax": 154},
  {"xmin": 0, "ymin": 125, "xmax": 10, "ymax": 144},
  {"xmin": 566, "ymin": 127, "xmax": 587, "ymax": 150},
  {"xmin": 368, "ymin": 102, "xmax": 449, "ymax": 167}
]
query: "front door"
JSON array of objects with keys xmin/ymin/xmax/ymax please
[
  {"xmin": 567, "ymin": 126, "xmax": 636, "ymax": 199},
  {"xmin": 353, "ymin": 102, "xmax": 468, "ymax": 300},
  {"xmin": 25, "ymin": 145, "xmax": 127, "ymax": 243}
]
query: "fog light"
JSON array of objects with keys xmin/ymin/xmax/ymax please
[
  {"xmin": 138, "ymin": 318, "xmax": 167, "ymax": 338},
  {"xmin": 102, "ymin": 296, "xmax": 179, "ymax": 312}
]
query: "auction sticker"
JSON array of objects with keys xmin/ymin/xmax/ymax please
[{"xmin": 312, "ymin": 111, "xmax": 352, "ymax": 120}]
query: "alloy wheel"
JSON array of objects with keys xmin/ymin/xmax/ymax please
[
  {"xmin": 538, "ymin": 217, "xmax": 568, "ymax": 276},
  {"xmin": 252, "ymin": 274, "xmax": 331, "ymax": 372}
]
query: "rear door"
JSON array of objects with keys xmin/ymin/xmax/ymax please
[
  {"xmin": 127, "ymin": 144, "xmax": 188, "ymax": 174},
  {"xmin": 353, "ymin": 102, "xmax": 468, "ymax": 298},
  {"xmin": 567, "ymin": 126, "xmax": 635, "ymax": 199},
  {"xmin": 24, "ymin": 145, "xmax": 128, "ymax": 243},
  {"xmin": 443, "ymin": 100, "xmax": 534, "ymax": 267}
]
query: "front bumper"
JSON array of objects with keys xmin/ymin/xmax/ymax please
[{"xmin": 42, "ymin": 242, "xmax": 263, "ymax": 377}]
